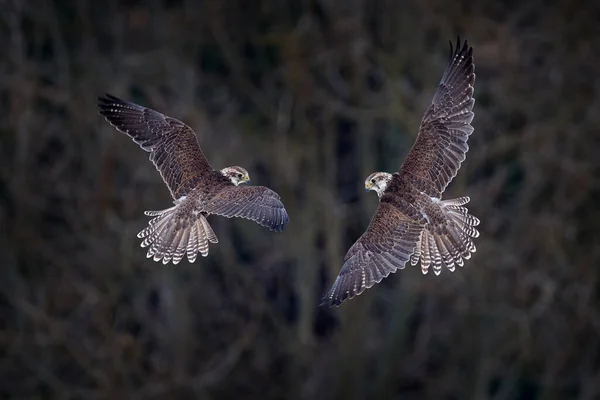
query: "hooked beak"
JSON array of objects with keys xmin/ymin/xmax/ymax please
[{"xmin": 244, "ymin": 176, "xmax": 251, "ymax": 184}]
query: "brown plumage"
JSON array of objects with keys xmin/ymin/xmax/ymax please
[
  {"xmin": 98, "ymin": 94, "xmax": 289, "ymax": 264},
  {"xmin": 322, "ymin": 38, "xmax": 480, "ymax": 307}
]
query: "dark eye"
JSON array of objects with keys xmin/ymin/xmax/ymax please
[
  {"xmin": 237, "ymin": 173, "xmax": 243, "ymax": 178},
  {"xmin": 371, "ymin": 178, "xmax": 376, "ymax": 184}
]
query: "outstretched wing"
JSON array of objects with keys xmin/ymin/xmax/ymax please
[
  {"xmin": 400, "ymin": 38, "xmax": 476, "ymax": 195},
  {"xmin": 98, "ymin": 94, "xmax": 213, "ymax": 199},
  {"xmin": 321, "ymin": 203, "xmax": 423, "ymax": 307},
  {"xmin": 202, "ymin": 185, "xmax": 289, "ymax": 232}
]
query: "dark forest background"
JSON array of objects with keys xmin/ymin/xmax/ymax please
[{"xmin": 1, "ymin": 0, "xmax": 599, "ymax": 399}]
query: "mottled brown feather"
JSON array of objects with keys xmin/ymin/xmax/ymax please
[
  {"xmin": 98, "ymin": 94, "xmax": 213, "ymax": 199},
  {"xmin": 400, "ymin": 38, "xmax": 476, "ymax": 195}
]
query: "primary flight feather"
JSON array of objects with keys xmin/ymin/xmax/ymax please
[
  {"xmin": 98, "ymin": 94, "xmax": 289, "ymax": 264},
  {"xmin": 322, "ymin": 38, "xmax": 480, "ymax": 307}
]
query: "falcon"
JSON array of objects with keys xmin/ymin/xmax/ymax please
[
  {"xmin": 98, "ymin": 94, "xmax": 289, "ymax": 264},
  {"xmin": 321, "ymin": 38, "xmax": 480, "ymax": 307}
]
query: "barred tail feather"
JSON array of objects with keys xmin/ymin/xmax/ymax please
[
  {"xmin": 200, "ymin": 215, "xmax": 218, "ymax": 244},
  {"xmin": 420, "ymin": 231, "xmax": 431, "ymax": 274},
  {"xmin": 174, "ymin": 228, "xmax": 190, "ymax": 264},
  {"xmin": 410, "ymin": 231, "xmax": 422, "ymax": 267},
  {"xmin": 196, "ymin": 218, "xmax": 209, "ymax": 257},
  {"xmin": 137, "ymin": 207, "xmax": 218, "ymax": 264},
  {"xmin": 429, "ymin": 231, "xmax": 442, "ymax": 275},
  {"xmin": 415, "ymin": 197, "xmax": 479, "ymax": 275},
  {"xmin": 187, "ymin": 223, "xmax": 199, "ymax": 263},
  {"xmin": 440, "ymin": 196, "xmax": 471, "ymax": 206}
]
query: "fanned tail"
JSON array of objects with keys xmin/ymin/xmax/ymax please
[
  {"xmin": 410, "ymin": 196, "xmax": 479, "ymax": 275},
  {"xmin": 137, "ymin": 207, "xmax": 218, "ymax": 264}
]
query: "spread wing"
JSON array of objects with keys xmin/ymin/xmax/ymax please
[
  {"xmin": 400, "ymin": 38, "xmax": 476, "ymax": 195},
  {"xmin": 98, "ymin": 94, "xmax": 213, "ymax": 199},
  {"xmin": 202, "ymin": 185, "xmax": 289, "ymax": 232},
  {"xmin": 321, "ymin": 203, "xmax": 424, "ymax": 307}
]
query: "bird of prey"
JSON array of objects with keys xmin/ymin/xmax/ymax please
[
  {"xmin": 98, "ymin": 94, "xmax": 289, "ymax": 264},
  {"xmin": 321, "ymin": 38, "xmax": 480, "ymax": 307}
]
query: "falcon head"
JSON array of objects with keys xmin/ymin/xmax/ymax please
[
  {"xmin": 221, "ymin": 166, "xmax": 250, "ymax": 186},
  {"xmin": 364, "ymin": 172, "xmax": 393, "ymax": 198}
]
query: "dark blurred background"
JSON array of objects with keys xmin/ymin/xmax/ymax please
[{"xmin": 1, "ymin": 0, "xmax": 599, "ymax": 399}]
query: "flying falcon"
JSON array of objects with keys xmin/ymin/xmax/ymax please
[
  {"xmin": 321, "ymin": 38, "xmax": 480, "ymax": 307},
  {"xmin": 98, "ymin": 94, "xmax": 289, "ymax": 264}
]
